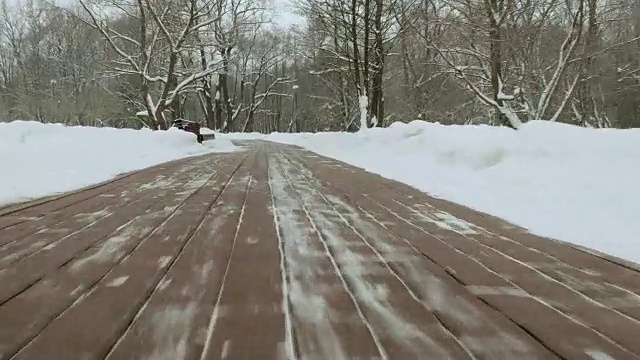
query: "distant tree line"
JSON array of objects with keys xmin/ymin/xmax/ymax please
[{"xmin": 1, "ymin": 0, "xmax": 639, "ymax": 132}]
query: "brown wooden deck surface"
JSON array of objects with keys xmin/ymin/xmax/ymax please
[{"xmin": 1, "ymin": 141, "xmax": 640, "ymax": 360}]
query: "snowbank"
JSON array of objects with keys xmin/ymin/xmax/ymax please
[
  {"xmin": 0, "ymin": 121, "xmax": 239, "ymax": 206},
  {"xmin": 224, "ymin": 120, "xmax": 640, "ymax": 263}
]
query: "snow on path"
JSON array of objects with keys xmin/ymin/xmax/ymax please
[
  {"xmin": 222, "ymin": 120, "xmax": 640, "ymax": 264},
  {"xmin": 0, "ymin": 121, "xmax": 239, "ymax": 206}
]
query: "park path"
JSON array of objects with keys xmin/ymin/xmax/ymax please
[{"xmin": 2, "ymin": 141, "xmax": 640, "ymax": 360}]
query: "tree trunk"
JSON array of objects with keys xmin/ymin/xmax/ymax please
[
  {"xmin": 154, "ymin": 106, "xmax": 166, "ymax": 130},
  {"xmin": 199, "ymin": 43, "xmax": 215, "ymax": 129},
  {"xmin": 170, "ymin": 76, "xmax": 182, "ymax": 120},
  {"xmin": 350, "ymin": 0, "xmax": 363, "ymax": 98},
  {"xmin": 293, "ymin": 82, "xmax": 300, "ymax": 132},
  {"xmin": 137, "ymin": 0, "xmax": 158, "ymax": 130},
  {"xmin": 369, "ymin": 0, "xmax": 384, "ymax": 127},
  {"xmin": 276, "ymin": 61, "xmax": 285, "ymax": 132},
  {"xmin": 577, "ymin": 0, "xmax": 598, "ymax": 127},
  {"xmin": 220, "ymin": 48, "xmax": 233, "ymax": 132},
  {"xmin": 485, "ymin": 0, "xmax": 508, "ymax": 127},
  {"xmin": 363, "ymin": 0, "xmax": 371, "ymax": 95}
]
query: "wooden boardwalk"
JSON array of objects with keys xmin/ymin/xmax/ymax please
[{"xmin": 1, "ymin": 141, "xmax": 640, "ymax": 360}]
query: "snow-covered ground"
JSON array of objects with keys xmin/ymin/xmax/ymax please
[
  {"xmin": 3, "ymin": 119, "xmax": 638, "ymax": 263},
  {"xmin": 222, "ymin": 120, "xmax": 640, "ymax": 264},
  {"xmin": 0, "ymin": 121, "xmax": 238, "ymax": 206}
]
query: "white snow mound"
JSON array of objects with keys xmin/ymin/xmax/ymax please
[
  {"xmin": 223, "ymin": 120, "xmax": 640, "ymax": 264},
  {"xmin": 0, "ymin": 121, "xmax": 239, "ymax": 206}
]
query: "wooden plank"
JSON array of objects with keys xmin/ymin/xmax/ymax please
[
  {"xmin": 3, "ymin": 153, "xmax": 247, "ymax": 360},
  {"xmin": 104, "ymin": 150, "xmax": 254, "ymax": 360}
]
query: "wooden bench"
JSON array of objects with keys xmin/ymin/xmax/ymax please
[{"xmin": 172, "ymin": 119, "xmax": 215, "ymax": 143}]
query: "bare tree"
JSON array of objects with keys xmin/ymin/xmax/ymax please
[
  {"xmin": 298, "ymin": 0, "xmax": 406, "ymax": 130},
  {"xmin": 78, "ymin": 0, "xmax": 225, "ymax": 129},
  {"xmin": 3, "ymin": 0, "xmax": 640, "ymax": 130}
]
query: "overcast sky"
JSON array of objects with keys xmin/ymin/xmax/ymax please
[
  {"xmin": 273, "ymin": 0, "xmax": 305, "ymax": 28},
  {"xmin": 6, "ymin": 0, "xmax": 72, "ymax": 5},
  {"xmin": 4, "ymin": 0, "xmax": 304, "ymax": 27}
]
